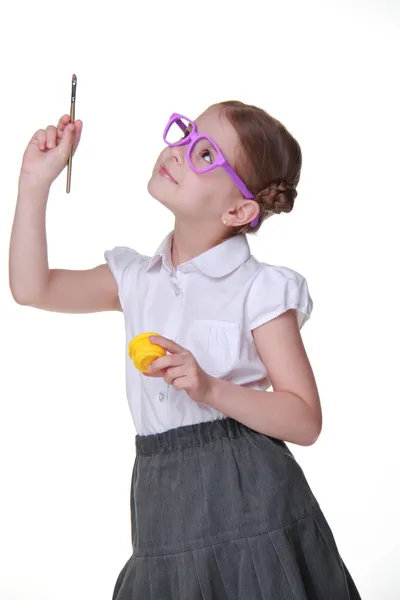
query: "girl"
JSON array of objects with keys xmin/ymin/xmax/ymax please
[{"xmin": 10, "ymin": 101, "xmax": 362, "ymax": 599}]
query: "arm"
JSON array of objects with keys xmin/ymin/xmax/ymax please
[
  {"xmin": 205, "ymin": 309, "xmax": 322, "ymax": 446},
  {"xmin": 9, "ymin": 177, "xmax": 121, "ymax": 313}
]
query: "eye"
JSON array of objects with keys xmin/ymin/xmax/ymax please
[{"xmin": 201, "ymin": 149, "xmax": 213, "ymax": 164}]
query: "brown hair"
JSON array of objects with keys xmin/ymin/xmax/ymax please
[{"xmin": 214, "ymin": 100, "xmax": 302, "ymax": 235}]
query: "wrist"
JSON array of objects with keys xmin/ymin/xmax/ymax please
[
  {"xmin": 18, "ymin": 172, "xmax": 52, "ymax": 194},
  {"xmin": 204, "ymin": 375, "xmax": 223, "ymax": 408}
]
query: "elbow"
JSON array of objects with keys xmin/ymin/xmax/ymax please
[
  {"xmin": 294, "ymin": 401, "xmax": 322, "ymax": 446},
  {"xmin": 9, "ymin": 286, "xmax": 31, "ymax": 306},
  {"xmin": 9, "ymin": 278, "xmax": 45, "ymax": 307},
  {"xmin": 10, "ymin": 288, "xmax": 26, "ymax": 305},
  {"xmin": 9, "ymin": 286, "xmax": 38, "ymax": 307},
  {"xmin": 302, "ymin": 415, "xmax": 323, "ymax": 447},
  {"xmin": 302, "ymin": 430, "xmax": 321, "ymax": 447},
  {"xmin": 9, "ymin": 276, "xmax": 29, "ymax": 305}
]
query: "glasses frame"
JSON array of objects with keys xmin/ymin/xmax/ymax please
[{"xmin": 163, "ymin": 113, "xmax": 259, "ymax": 227}]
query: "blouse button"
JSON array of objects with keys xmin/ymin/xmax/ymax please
[
  {"xmin": 175, "ymin": 287, "xmax": 180, "ymax": 296},
  {"xmin": 157, "ymin": 392, "xmax": 165, "ymax": 402}
]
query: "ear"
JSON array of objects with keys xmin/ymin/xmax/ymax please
[{"xmin": 226, "ymin": 199, "xmax": 260, "ymax": 228}]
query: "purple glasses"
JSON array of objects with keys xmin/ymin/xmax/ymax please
[{"xmin": 163, "ymin": 113, "xmax": 259, "ymax": 227}]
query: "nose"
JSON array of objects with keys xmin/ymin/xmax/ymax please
[{"xmin": 170, "ymin": 144, "xmax": 186, "ymax": 166}]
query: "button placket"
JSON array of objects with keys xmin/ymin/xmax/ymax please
[
  {"xmin": 159, "ymin": 272, "xmax": 184, "ymax": 415},
  {"xmin": 172, "ymin": 273, "xmax": 183, "ymax": 300}
]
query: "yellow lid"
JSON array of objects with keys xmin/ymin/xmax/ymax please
[{"xmin": 128, "ymin": 332, "xmax": 166, "ymax": 373}]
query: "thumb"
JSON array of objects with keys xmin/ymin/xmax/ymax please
[{"xmin": 58, "ymin": 123, "xmax": 76, "ymax": 161}]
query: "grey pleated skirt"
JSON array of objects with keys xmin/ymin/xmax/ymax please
[{"xmin": 112, "ymin": 417, "xmax": 361, "ymax": 599}]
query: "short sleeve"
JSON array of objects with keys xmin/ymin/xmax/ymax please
[
  {"xmin": 104, "ymin": 246, "xmax": 140, "ymax": 312},
  {"xmin": 246, "ymin": 265, "xmax": 313, "ymax": 331}
]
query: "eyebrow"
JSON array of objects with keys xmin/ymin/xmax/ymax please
[{"xmin": 184, "ymin": 121, "xmax": 220, "ymax": 156}]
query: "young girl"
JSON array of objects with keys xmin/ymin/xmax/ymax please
[{"xmin": 10, "ymin": 101, "xmax": 362, "ymax": 599}]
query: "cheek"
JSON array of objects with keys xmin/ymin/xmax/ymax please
[
  {"xmin": 180, "ymin": 173, "xmax": 230, "ymax": 214},
  {"xmin": 193, "ymin": 170, "xmax": 233, "ymax": 205},
  {"xmin": 177, "ymin": 174, "xmax": 218, "ymax": 212},
  {"xmin": 178, "ymin": 169, "xmax": 202, "ymax": 193}
]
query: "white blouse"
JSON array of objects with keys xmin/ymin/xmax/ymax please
[{"xmin": 105, "ymin": 231, "xmax": 313, "ymax": 435}]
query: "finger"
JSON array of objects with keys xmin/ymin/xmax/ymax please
[
  {"xmin": 71, "ymin": 120, "xmax": 83, "ymax": 152},
  {"xmin": 57, "ymin": 122, "xmax": 76, "ymax": 158},
  {"xmin": 56, "ymin": 116, "xmax": 69, "ymax": 141},
  {"xmin": 148, "ymin": 354, "xmax": 183, "ymax": 372},
  {"xmin": 56, "ymin": 116, "xmax": 82, "ymax": 141},
  {"xmin": 143, "ymin": 370, "xmax": 166, "ymax": 378},
  {"xmin": 143, "ymin": 365, "xmax": 169, "ymax": 377},
  {"xmin": 164, "ymin": 365, "xmax": 186, "ymax": 385},
  {"xmin": 34, "ymin": 129, "xmax": 47, "ymax": 151},
  {"xmin": 149, "ymin": 335, "xmax": 186, "ymax": 354},
  {"xmin": 60, "ymin": 120, "xmax": 82, "ymax": 157},
  {"xmin": 45, "ymin": 125, "xmax": 57, "ymax": 149},
  {"xmin": 56, "ymin": 114, "xmax": 72, "ymax": 133}
]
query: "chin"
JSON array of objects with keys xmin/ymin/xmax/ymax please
[
  {"xmin": 147, "ymin": 177, "xmax": 171, "ymax": 209},
  {"xmin": 147, "ymin": 178, "xmax": 161, "ymax": 200},
  {"xmin": 147, "ymin": 177, "xmax": 156, "ymax": 198},
  {"xmin": 147, "ymin": 176, "xmax": 161, "ymax": 199}
]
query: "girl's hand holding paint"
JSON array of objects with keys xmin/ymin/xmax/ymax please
[
  {"xmin": 20, "ymin": 115, "xmax": 83, "ymax": 187},
  {"xmin": 145, "ymin": 336, "xmax": 215, "ymax": 405}
]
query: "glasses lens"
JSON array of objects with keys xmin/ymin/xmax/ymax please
[
  {"xmin": 165, "ymin": 117, "xmax": 191, "ymax": 144},
  {"xmin": 189, "ymin": 137, "xmax": 219, "ymax": 173}
]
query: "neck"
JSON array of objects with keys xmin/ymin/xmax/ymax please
[{"xmin": 170, "ymin": 221, "xmax": 228, "ymax": 268}]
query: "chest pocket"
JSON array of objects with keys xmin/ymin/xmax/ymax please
[{"xmin": 184, "ymin": 319, "xmax": 240, "ymax": 378}]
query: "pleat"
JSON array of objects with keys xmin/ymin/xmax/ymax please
[
  {"xmin": 268, "ymin": 524, "xmax": 316, "ymax": 599},
  {"xmin": 312, "ymin": 511, "xmax": 361, "ymax": 599},
  {"xmin": 266, "ymin": 511, "xmax": 362, "ymax": 600},
  {"xmin": 188, "ymin": 546, "xmax": 220, "ymax": 600},
  {"xmin": 162, "ymin": 551, "xmax": 193, "ymax": 600},
  {"xmin": 127, "ymin": 555, "xmax": 171, "ymax": 600},
  {"xmin": 111, "ymin": 557, "xmax": 128, "ymax": 600},
  {"xmin": 112, "ymin": 555, "xmax": 135, "ymax": 600},
  {"xmin": 207, "ymin": 537, "xmax": 266, "ymax": 599},
  {"xmin": 247, "ymin": 529, "xmax": 308, "ymax": 599},
  {"xmin": 113, "ymin": 514, "xmax": 361, "ymax": 600}
]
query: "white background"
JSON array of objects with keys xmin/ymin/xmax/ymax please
[{"xmin": 1, "ymin": 0, "xmax": 399, "ymax": 598}]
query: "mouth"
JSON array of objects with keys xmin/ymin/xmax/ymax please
[{"xmin": 159, "ymin": 165, "xmax": 178, "ymax": 184}]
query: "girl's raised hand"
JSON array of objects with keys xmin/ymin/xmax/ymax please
[{"xmin": 20, "ymin": 115, "xmax": 83, "ymax": 187}]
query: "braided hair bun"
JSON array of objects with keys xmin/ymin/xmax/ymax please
[{"xmin": 255, "ymin": 181, "xmax": 297, "ymax": 215}]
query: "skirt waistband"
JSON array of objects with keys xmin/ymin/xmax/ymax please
[{"xmin": 135, "ymin": 417, "xmax": 251, "ymax": 456}]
